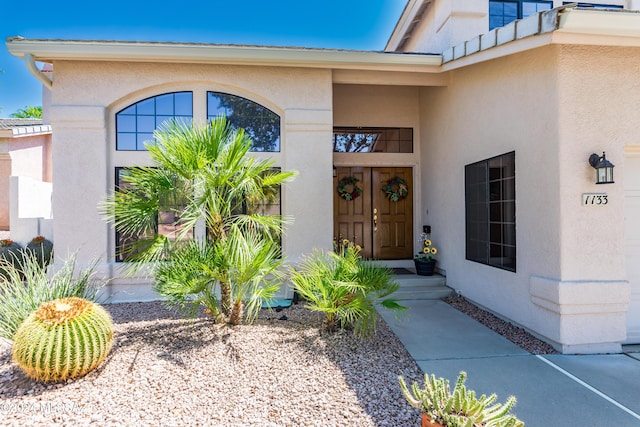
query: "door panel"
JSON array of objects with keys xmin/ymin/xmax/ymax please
[
  {"xmin": 334, "ymin": 167, "xmax": 373, "ymax": 258},
  {"xmin": 372, "ymin": 167, "xmax": 413, "ymax": 259},
  {"xmin": 333, "ymin": 166, "xmax": 413, "ymax": 260}
]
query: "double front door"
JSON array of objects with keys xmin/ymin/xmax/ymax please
[{"xmin": 334, "ymin": 167, "xmax": 413, "ymax": 260}]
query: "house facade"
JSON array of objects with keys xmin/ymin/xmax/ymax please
[{"xmin": 6, "ymin": 1, "xmax": 640, "ymax": 353}]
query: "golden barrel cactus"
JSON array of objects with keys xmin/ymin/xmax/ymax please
[{"xmin": 12, "ymin": 297, "xmax": 114, "ymax": 382}]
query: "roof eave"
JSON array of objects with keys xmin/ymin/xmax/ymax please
[{"xmin": 6, "ymin": 38, "xmax": 443, "ymax": 72}]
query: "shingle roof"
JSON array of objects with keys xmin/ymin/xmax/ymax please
[{"xmin": 0, "ymin": 118, "xmax": 43, "ymax": 130}]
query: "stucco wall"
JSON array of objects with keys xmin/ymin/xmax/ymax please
[
  {"xmin": 49, "ymin": 61, "xmax": 334, "ymax": 276},
  {"xmin": 0, "ymin": 133, "xmax": 51, "ymax": 229},
  {"xmin": 420, "ymin": 43, "xmax": 638, "ymax": 352}
]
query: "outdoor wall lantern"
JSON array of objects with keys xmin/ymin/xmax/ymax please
[{"xmin": 588, "ymin": 152, "xmax": 615, "ymax": 184}]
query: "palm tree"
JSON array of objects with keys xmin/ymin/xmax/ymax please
[
  {"xmin": 10, "ymin": 106, "xmax": 42, "ymax": 119},
  {"xmin": 102, "ymin": 117, "xmax": 296, "ymax": 324}
]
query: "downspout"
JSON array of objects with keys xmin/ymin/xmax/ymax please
[{"xmin": 23, "ymin": 53, "xmax": 52, "ymax": 90}]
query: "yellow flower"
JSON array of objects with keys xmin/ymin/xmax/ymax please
[
  {"xmin": 423, "ymin": 247, "xmax": 429, "ymax": 254},
  {"xmin": 424, "ymin": 239, "xmax": 432, "ymax": 247},
  {"xmin": 355, "ymin": 245, "xmax": 362, "ymax": 251},
  {"xmin": 342, "ymin": 239, "xmax": 350, "ymax": 245},
  {"xmin": 431, "ymin": 248, "xmax": 438, "ymax": 255}
]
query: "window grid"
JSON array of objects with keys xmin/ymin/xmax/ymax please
[
  {"xmin": 332, "ymin": 127, "xmax": 413, "ymax": 153},
  {"xmin": 465, "ymin": 152, "xmax": 516, "ymax": 272},
  {"xmin": 207, "ymin": 92, "xmax": 281, "ymax": 152},
  {"xmin": 116, "ymin": 92, "xmax": 193, "ymax": 151},
  {"xmin": 489, "ymin": 1, "xmax": 553, "ymax": 30}
]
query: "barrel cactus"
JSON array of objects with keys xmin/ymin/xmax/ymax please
[
  {"xmin": 12, "ymin": 297, "xmax": 114, "ymax": 382},
  {"xmin": 0, "ymin": 239, "xmax": 23, "ymax": 279},
  {"xmin": 26, "ymin": 235, "xmax": 54, "ymax": 267}
]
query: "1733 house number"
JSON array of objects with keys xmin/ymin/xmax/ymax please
[{"xmin": 582, "ymin": 193, "xmax": 608, "ymax": 206}]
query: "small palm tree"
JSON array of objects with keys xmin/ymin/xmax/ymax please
[
  {"xmin": 10, "ymin": 106, "xmax": 42, "ymax": 119},
  {"xmin": 102, "ymin": 117, "xmax": 296, "ymax": 324},
  {"xmin": 291, "ymin": 243, "xmax": 405, "ymax": 337}
]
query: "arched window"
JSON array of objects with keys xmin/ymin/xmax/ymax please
[
  {"xmin": 116, "ymin": 92, "xmax": 193, "ymax": 150},
  {"xmin": 207, "ymin": 92, "xmax": 280, "ymax": 152}
]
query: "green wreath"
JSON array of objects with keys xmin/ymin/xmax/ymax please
[
  {"xmin": 337, "ymin": 176, "xmax": 363, "ymax": 201},
  {"xmin": 382, "ymin": 176, "xmax": 409, "ymax": 202}
]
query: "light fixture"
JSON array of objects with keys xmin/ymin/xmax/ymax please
[{"xmin": 588, "ymin": 152, "xmax": 615, "ymax": 184}]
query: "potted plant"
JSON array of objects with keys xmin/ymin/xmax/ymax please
[
  {"xmin": 414, "ymin": 234, "xmax": 438, "ymax": 276},
  {"xmin": 399, "ymin": 371, "xmax": 523, "ymax": 427}
]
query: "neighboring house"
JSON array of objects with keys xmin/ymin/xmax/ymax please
[
  {"xmin": 0, "ymin": 118, "xmax": 52, "ymax": 230},
  {"xmin": 6, "ymin": 1, "xmax": 640, "ymax": 353}
]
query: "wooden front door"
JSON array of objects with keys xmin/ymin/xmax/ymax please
[{"xmin": 334, "ymin": 167, "xmax": 413, "ymax": 259}]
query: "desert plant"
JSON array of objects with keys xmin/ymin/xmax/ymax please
[
  {"xmin": 0, "ymin": 254, "xmax": 104, "ymax": 341},
  {"xmin": 0, "ymin": 239, "xmax": 23, "ymax": 278},
  {"xmin": 153, "ymin": 225, "xmax": 283, "ymax": 325},
  {"xmin": 399, "ymin": 371, "xmax": 524, "ymax": 427},
  {"xmin": 101, "ymin": 117, "xmax": 296, "ymax": 325},
  {"xmin": 290, "ymin": 242, "xmax": 404, "ymax": 337},
  {"xmin": 26, "ymin": 235, "xmax": 54, "ymax": 268},
  {"xmin": 12, "ymin": 296, "xmax": 113, "ymax": 382}
]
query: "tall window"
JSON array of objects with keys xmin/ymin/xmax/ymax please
[
  {"xmin": 116, "ymin": 92, "xmax": 193, "ymax": 151},
  {"xmin": 207, "ymin": 92, "xmax": 280, "ymax": 152},
  {"xmin": 489, "ymin": 1, "xmax": 552, "ymax": 30},
  {"xmin": 465, "ymin": 152, "xmax": 516, "ymax": 272},
  {"xmin": 114, "ymin": 167, "xmax": 193, "ymax": 262}
]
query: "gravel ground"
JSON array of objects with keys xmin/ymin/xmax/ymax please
[
  {"xmin": 0, "ymin": 302, "xmax": 424, "ymax": 426},
  {"xmin": 443, "ymin": 294, "xmax": 558, "ymax": 355}
]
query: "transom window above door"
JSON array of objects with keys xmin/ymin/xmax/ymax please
[
  {"xmin": 333, "ymin": 127, "xmax": 413, "ymax": 153},
  {"xmin": 489, "ymin": 1, "xmax": 552, "ymax": 30}
]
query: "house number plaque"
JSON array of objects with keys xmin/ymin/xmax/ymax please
[{"xmin": 582, "ymin": 193, "xmax": 608, "ymax": 206}]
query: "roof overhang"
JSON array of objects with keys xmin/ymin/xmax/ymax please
[
  {"xmin": 6, "ymin": 38, "xmax": 443, "ymax": 73},
  {"xmin": 0, "ymin": 124, "xmax": 52, "ymax": 138},
  {"xmin": 441, "ymin": 6, "xmax": 640, "ymax": 71}
]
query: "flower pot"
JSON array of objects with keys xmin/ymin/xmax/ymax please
[
  {"xmin": 422, "ymin": 413, "xmax": 444, "ymax": 427},
  {"xmin": 414, "ymin": 258, "xmax": 436, "ymax": 276}
]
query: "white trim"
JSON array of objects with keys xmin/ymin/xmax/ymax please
[{"xmin": 6, "ymin": 38, "xmax": 442, "ymax": 72}]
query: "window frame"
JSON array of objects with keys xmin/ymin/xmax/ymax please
[
  {"xmin": 465, "ymin": 151, "xmax": 516, "ymax": 272},
  {"xmin": 489, "ymin": 1, "xmax": 553, "ymax": 30},
  {"xmin": 206, "ymin": 91, "xmax": 281, "ymax": 153},
  {"xmin": 115, "ymin": 92, "xmax": 193, "ymax": 151}
]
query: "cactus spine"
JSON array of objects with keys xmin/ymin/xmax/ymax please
[{"xmin": 12, "ymin": 297, "xmax": 114, "ymax": 382}]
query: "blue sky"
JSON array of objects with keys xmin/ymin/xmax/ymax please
[{"xmin": 0, "ymin": 1, "xmax": 406, "ymax": 117}]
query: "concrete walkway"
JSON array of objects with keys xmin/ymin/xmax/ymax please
[{"xmin": 378, "ymin": 300, "xmax": 640, "ymax": 427}]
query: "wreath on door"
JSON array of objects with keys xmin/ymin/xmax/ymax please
[
  {"xmin": 382, "ymin": 176, "xmax": 409, "ymax": 202},
  {"xmin": 337, "ymin": 176, "xmax": 363, "ymax": 201}
]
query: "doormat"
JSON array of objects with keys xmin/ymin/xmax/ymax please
[{"xmin": 392, "ymin": 268, "xmax": 414, "ymax": 275}]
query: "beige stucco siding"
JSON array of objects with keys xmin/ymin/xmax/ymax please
[
  {"xmin": 419, "ymin": 45, "xmax": 562, "ymax": 344},
  {"xmin": 556, "ymin": 44, "xmax": 640, "ymax": 281},
  {"xmin": 49, "ymin": 61, "xmax": 334, "ymax": 270}
]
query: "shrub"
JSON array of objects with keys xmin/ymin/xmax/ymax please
[
  {"xmin": 12, "ymin": 297, "xmax": 113, "ymax": 382},
  {"xmin": 0, "ymin": 254, "xmax": 104, "ymax": 341},
  {"xmin": 290, "ymin": 242, "xmax": 404, "ymax": 337}
]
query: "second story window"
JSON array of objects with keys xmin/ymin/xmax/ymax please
[{"xmin": 489, "ymin": 1, "xmax": 553, "ymax": 30}]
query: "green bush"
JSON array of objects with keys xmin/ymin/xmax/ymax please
[
  {"xmin": 0, "ymin": 254, "xmax": 104, "ymax": 341},
  {"xmin": 290, "ymin": 242, "xmax": 404, "ymax": 337}
]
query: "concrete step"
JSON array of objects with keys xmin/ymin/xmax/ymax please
[{"xmin": 390, "ymin": 272, "xmax": 452, "ymax": 300}]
